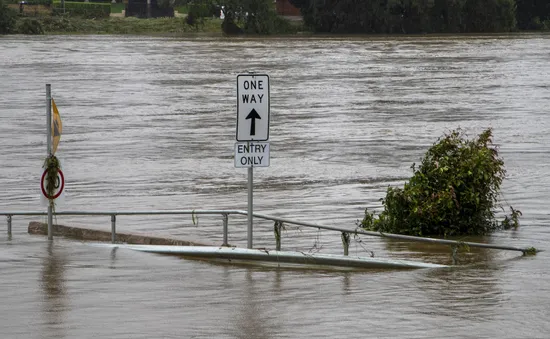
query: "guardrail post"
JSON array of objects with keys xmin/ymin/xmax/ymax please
[
  {"xmin": 451, "ymin": 245, "xmax": 458, "ymax": 265},
  {"xmin": 341, "ymin": 232, "xmax": 350, "ymax": 256},
  {"xmin": 274, "ymin": 221, "xmax": 283, "ymax": 251},
  {"xmin": 111, "ymin": 214, "xmax": 116, "ymax": 243},
  {"xmin": 222, "ymin": 213, "xmax": 228, "ymax": 246},
  {"xmin": 7, "ymin": 215, "xmax": 12, "ymax": 235}
]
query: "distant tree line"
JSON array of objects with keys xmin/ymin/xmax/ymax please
[
  {"xmin": 289, "ymin": 0, "xmax": 550, "ymax": 33},
  {"xmin": 2, "ymin": 0, "xmax": 549, "ymax": 35}
]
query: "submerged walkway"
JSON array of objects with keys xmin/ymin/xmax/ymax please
[{"xmin": 28, "ymin": 221, "xmax": 210, "ymax": 246}]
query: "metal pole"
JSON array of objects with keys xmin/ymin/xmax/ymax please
[
  {"xmin": 274, "ymin": 221, "xmax": 282, "ymax": 251},
  {"xmin": 111, "ymin": 214, "xmax": 116, "ymax": 243},
  {"xmin": 247, "ymin": 165, "xmax": 253, "ymax": 249},
  {"xmin": 222, "ymin": 213, "xmax": 228, "ymax": 246},
  {"xmin": 342, "ymin": 232, "xmax": 350, "ymax": 256},
  {"xmin": 46, "ymin": 84, "xmax": 53, "ymax": 241},
  {"xmin": 7, "ymin": 215, "xmax": 12, "ymax": 235}
]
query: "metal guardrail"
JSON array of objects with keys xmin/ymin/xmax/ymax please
[{"xmin": 0, "ymin": 209, "xmax": 534, "ymax": 256}]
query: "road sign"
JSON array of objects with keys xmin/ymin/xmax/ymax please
[
  {"xmin": 236, "ymin": 74, "xmax": 270, "ymax": 141},
  {"xmin": 41, "ymin": 169, "xmax": 65, "ymax": 199},
  {"xmin": 235, "ymin": 142, "xmax": 270, "ymax": 168}
]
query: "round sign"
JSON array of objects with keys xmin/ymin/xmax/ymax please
[{"xmin": 41, "ymin": 169, "xmax": 64, "ymax": 199}]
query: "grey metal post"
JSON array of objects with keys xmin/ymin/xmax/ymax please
[
  {"xmin": 46, "ymin": 84, "xmax": 53, "ymax": 241},
  {"xmin": 274, "ymin": 221, "xmax": 282, "ymax": 251},
  {"xmin": 342, "ymin": 232, "xmax": 350, "ymax": 256},
  {"xmin": 222, "ymin": 213, "xmax": 228, "ymax": 246},
  {"xmin": 111, "ymin": 214, "xmax": 116, "ymax": 243},
  {"xmin": 247, "ymin": 165, "xmax": 253, "ymax": 249},
  {"xmin": 7, "ymin": 215, "xmax": 12, "ymax": 235}
]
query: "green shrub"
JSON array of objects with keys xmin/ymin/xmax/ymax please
[
  {"xmin": 16, "ymin": 17, "xmax": 44, "ymax": 33},
  {"xmin": 529, "ymin": 17, "xmax": 550, "ymax": 30},
  {"xmin": 361, "ymin": 128, "xmax": 520, "ymax": 237},
  {"xmin": 39, "ymin": 15, "xmax": 77, "ymax": 31},
  {"xmin": 244, "ymin": 11, "xmax": 299, "ymax": 34},
  {"xmin": 53, "ymin": 1, "xmax": 110, "ymax": 18},
  {"xmin": 0, "ymin": 0, "xmax": 17, "ymax": 34}
]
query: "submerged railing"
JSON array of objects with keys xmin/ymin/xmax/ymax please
[{"xmin": 0, "ymin": 210, "xmax": 535, "ymax": 256}]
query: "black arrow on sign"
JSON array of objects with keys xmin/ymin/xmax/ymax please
[{"xmin": 246, "ymin": 109, "xmax": 261, "ymax": 136}]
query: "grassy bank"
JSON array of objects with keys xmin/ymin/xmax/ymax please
[{"xmin": 30, "ymin": 16, "xmax": 223, "ymax": 34}]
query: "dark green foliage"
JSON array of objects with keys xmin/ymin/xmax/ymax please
[
  {"xmin": 221, "ymin": 17, "xmax": 243, "ymax": 34},
  {"xmin": 53, "ymin": 1, "xmax": 111, "ymax": 18},
  {"xmin": 462, "ymin": 0, "xmax": 517, "ymax": 32},
  {"xmin": 523, "ymin": 247, "xmax": 538, "ymax": 255},
  {"xmin": 188, "ymin": 0, "xmax": 295, "ymax": 34},
  {"xmin": 156, "ymin": 0, "xmax": 174, "ymax": 9},
  {"xmin": 0, "ymin": 0, "xmax": 17, "ymax": 34},
  {"xmin": 187, "ymin": 1, "xmax": 211, "ymax": 18},
  {"xmin": 39, "ymin": 15, "xmax": 76, "ymax": 31},
  {"xmin": 125, "ymin": 0, "xmax": 174, "ymax": 18},
  {"xmin": 241, "ymin": 6, "xmax": 296, "ymax": 34},
  {"xmin": 16, "ymin": 17, "xmax": 44, "ymax": 33},
  {"xmin": 291, "ymin": 0, "xmax": 517, "ymax": 33},
  {"xmin": 515, "ymin": 0, "xmax": 550, "ymax": 29},
  {"xmin": 237, "ymin": 0, "xmax": 299, "ymax": 34},
  {"xmin": 361, "ymin": 129, "xmax": 521, "ymax": 237},
  {"xmin": 184, "ymin": 1, "xmax": 214, "ymax": 29}
]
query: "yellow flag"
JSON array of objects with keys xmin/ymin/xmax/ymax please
[{"xmin": 51, "ymin": 98, "xmax": 62, "ymax": 155}]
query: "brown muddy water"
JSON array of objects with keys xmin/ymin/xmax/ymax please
[{"xmin": 0, "ymin": 34, "xmax": 549, "ymax": 338}]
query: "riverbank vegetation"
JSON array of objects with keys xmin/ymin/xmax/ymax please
[
  {"xmin": 361, "ymin": 129, "xmax": 521, "ymax": 237},
  {"xmin": 0, "ymin": 0, "xmax": 225, "ymax": 34},
  {"xmin": 44, "ymin": 15, "xmax": 224, "ymax": 34},
  {"xmin": 290, "ymin": 0, "xmax": 550, "ymax": 33},
  {"xmin": 1, "ymin": 0, "xmax": 549, "ymax": 35},
  {"xmin": 0, "ymin": 0, "xmax": 301, "ymax": 34}
]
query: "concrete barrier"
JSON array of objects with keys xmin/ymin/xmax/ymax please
[{"xmin": 28, "ymin": 221, "xmax": 210, "ymax": 246}]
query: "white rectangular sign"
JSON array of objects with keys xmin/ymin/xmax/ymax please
[
  {"xmin": 234, "ymin": 142, "xmax": 270, "ymax": 168},
  {"xmin": 236, "ymin": 74, "xmax": 270, "ymax": 142}
]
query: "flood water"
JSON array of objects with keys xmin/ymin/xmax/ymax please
[{"xmin": 1, "ymin": 34, "xmax": 549, "ymax": 338}]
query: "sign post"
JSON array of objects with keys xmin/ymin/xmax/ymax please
[
  {"xmin": 46, "ymin": 84, "xmax": 53, "ymax": 240},
  {"xmin": 247, "ymin": 162, "xmax": 253, "ymax": 249},
  {"xmin": 236, "ymin": 74, "xmax": 270, "ymax": 249}
]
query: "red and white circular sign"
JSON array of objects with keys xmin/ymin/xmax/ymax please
[{"xmin": 41, "ymin": 169, "xmax": 64, "ymax": 199}]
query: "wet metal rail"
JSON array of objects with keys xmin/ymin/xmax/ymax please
[{"xmin": 0, "ymin": 210, "xmax": 534, "ymax": 255}]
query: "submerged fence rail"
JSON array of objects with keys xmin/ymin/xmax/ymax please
[{"xmin": 1, "ymin": 210, "xmax": 534, "ymax": 256}]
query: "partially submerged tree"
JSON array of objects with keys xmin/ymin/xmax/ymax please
[{"xmin": 361, "ymin": 128, "xmax": 521, "ymax": 237}]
